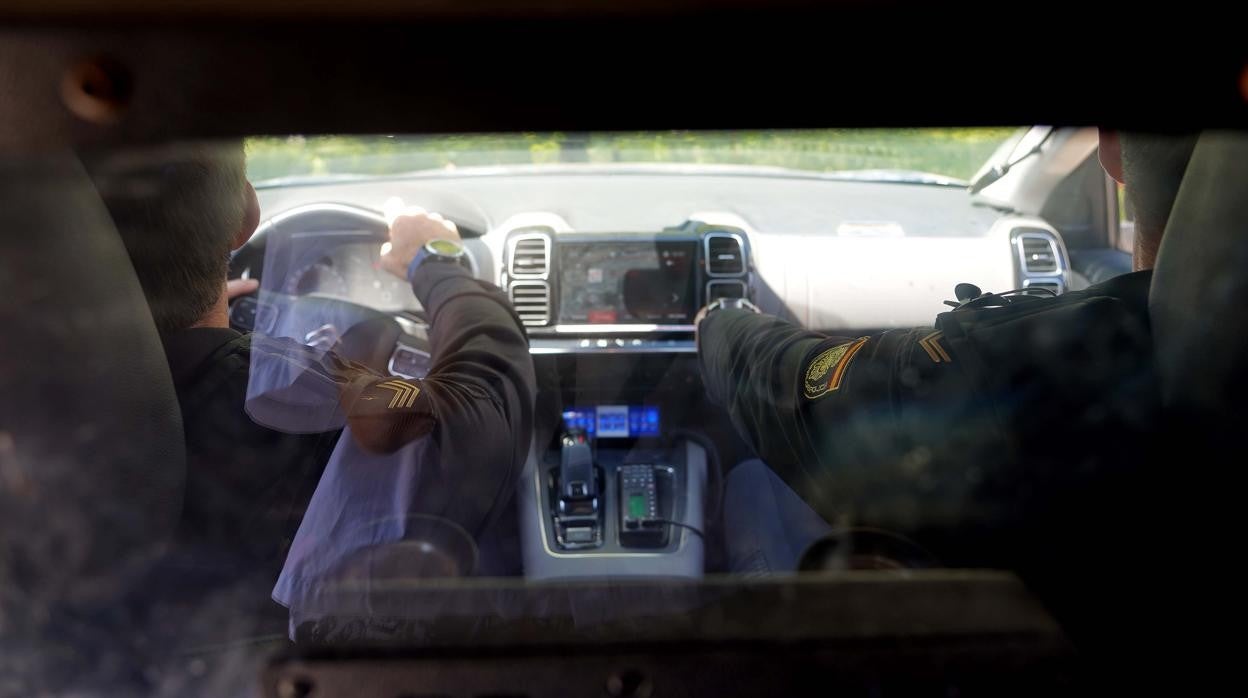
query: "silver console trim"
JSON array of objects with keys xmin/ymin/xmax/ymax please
[
  {"xmin": 532, "ymin": 460, "xmax": 690, "ymax": 560},
  {"xmin": 387, "ymin": 341, "xmax": 431, "ymax": 380},
  {"xmin": 529, "ymin": 338, "xmax": 696, "ymax": 355}
]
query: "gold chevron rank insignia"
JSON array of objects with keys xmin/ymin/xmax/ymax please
[
  {"xmin": 803, "ymin": 337, "xmax": 869, "ymax": 400},
  {"xmin": 376, "ymin": 379, "xmax": 420, "ymax": 409},
  {"xmin": 917, "ymin": 330, "xmax": 952, "ymax": 364}
]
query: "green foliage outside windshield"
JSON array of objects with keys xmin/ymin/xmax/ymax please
[{"xmin": 246, "ymin": 129, "xmax": 1018, "ymax": 184}]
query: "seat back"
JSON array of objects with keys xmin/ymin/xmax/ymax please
[
  {"xmin": 0, "ymin": 151, "xmax": 186, "ymax": 689},
  {"xmin": 1150, "ymin": 130, "xmax": 1248, "ymax": 417},
  {"xmin": 1145, "ymin": 130, "xmax": 1248, "ymax": 684}
]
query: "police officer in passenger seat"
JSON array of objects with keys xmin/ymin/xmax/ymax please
[{"xmin": 699, "ymin": 131, "xmax": 1197, "ymax": 576}]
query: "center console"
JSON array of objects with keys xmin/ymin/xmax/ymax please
[
  {"xmin": 517, "ymin": 422, "xmax": 707, "ymax": 581},
  {"xmin": 504, "ymin": 219, "xmax": 750, "ymax": 580}
]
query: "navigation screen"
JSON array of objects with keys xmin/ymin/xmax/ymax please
[{"xmin": 558, "ymin": 241, "xmax": 698, "ymax": 325}]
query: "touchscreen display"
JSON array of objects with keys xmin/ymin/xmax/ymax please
[{"xmin": 558, "ymin": 241, "xmax": 698, "ymax": 324}]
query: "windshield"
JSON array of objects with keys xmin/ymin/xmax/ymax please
[{"xmin": 245, "ymin": 129, "xmax": 1020, "ymax": 185}]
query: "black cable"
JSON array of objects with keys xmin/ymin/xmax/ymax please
[
  {"xmin": 1002, "ymin": 286, "xmax": 1058, "ymax": 298},
  {"xmin": 947, "ymin": 285, "xmax": 1058, "ymax": 311},
  {"xmin": 651, "ymin": 519, "xmax": 706, "ymax": 540}
]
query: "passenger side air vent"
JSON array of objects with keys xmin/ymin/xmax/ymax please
[
  {"xmin": 1012, "ymin": 228, "xmax": 1067, "ymax": 294},
  {"xmin": 509, "ymin": 233, "xmax": 551, "ymax": 278},
  {"xmin": 509, "ymin": 281, "xmax": 551, "ymax": 326},
  {"xmin": 705, "ymin": 232, "xmax": 746, "ymax": 277},
  {"xmin": 1018, "ymin": 233, "xmax": 1059, "ymax": 274}
]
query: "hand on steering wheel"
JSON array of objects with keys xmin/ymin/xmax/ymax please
[
  {"xmin": 378, "ymin": 209, "xmax": 461, "ymax": 279},
  {"xmin": 226, "ymin": 277, "xmax": 259, "ymax": 300},
  {"xmin": 229, "ymin": 203, "xmax": 456, "ymax": 377}
]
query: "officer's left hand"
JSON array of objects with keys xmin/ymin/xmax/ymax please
[
  {"xmin": 693, "ymin": 301, "xmax": 716, "ymax": 329},
  {"xmin": 695, "ymin": 298, "xmax": 760, "ymax": 351}
]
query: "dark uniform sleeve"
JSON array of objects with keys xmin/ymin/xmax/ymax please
[
  {"xmin": 698, "ymin": 309, "xmax": 975, "ymax": 518},
  {"xmin": 242, "ymin": 263, "xmax": 536, "ymax": 537},
  {"xmin": 701, "ymin": 277, "xmax": 1166, "ymax": 597},
  {"xmin": 340, "ymin": 263, "xmax": 536, "ymax": 460},
  {"xmin": 698, "ymin": 309, "xmax": 832, "ymax": 471}
]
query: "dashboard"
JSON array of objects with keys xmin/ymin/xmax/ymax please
[
  {"xmin": 235, "ymin": 208, "xmax": 1074, "ymax": 365},
  {"xmin": 237, "ymin": 171, "xmax": 1078, "ymax": 364},
  {"xmin": 246, "ymin": 170, "xmax": 1079, "ymax": 351}
]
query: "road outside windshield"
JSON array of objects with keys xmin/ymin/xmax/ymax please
[{"xmin": 246, "ymin": 129, "xmax": 1019, "ymax": 184}]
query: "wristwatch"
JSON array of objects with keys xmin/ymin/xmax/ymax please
[
  {"xmin": 695, "ymin": 297, "xmax": 760, "ymax": 325},
  {"xmin": 406, "ymin": 238, "xmax": 467, "ymax": 282}
]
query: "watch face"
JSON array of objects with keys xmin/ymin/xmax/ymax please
[{"xmin": 427, "ymin": 238, "xmax": 464, "ymax": 257}]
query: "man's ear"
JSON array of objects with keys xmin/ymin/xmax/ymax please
[
  {"xmin": 1098, "ymin": 128, "xmax": 1124, "ymax": 184},
  {"xmin": 232, "ymin": 181, "xmax": 261, "ymax": 251}
]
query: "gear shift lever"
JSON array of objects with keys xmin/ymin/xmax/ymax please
[
  {"xmin": 554, "ymin": 429, "xmax": 601, "ymax": 548},
  {"xmin": 560, "ymin": 430, "xmax": 596, "ymax": 501}
]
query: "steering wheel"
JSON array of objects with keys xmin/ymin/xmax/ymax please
[{"xmin": 227, "ymin": 203, "xmax": 455, "ymax": 377}]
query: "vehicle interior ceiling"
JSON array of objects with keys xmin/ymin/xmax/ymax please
[{"xmin": 2, "ymin": 1, "xmax": 1246, "ymax": 695}]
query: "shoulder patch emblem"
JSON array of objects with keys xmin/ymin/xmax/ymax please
[
  {"xmin": 804, "ymin": 337, "xmax": 869, "ymax": 400},
  {"xmin": 917, "ymin": 330, "xmax": 952, "ymax": 363},
  {"xmin": 377, "ymin": 379, "xmax": 420, "ymax": 408}
]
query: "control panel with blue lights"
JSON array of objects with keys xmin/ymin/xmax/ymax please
[{"xmin": 561, "ymin": 405, "xmax": 661, "ymax": 438}]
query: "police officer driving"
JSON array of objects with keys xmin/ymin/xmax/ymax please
[{"xmin": 85, "ymin": 142, "xmax": 536, "ymax": 651}]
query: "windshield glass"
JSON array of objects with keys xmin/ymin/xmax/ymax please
[{"xmin": 245, "ymin": 129, "xmax": 1020, "ymax": 185}]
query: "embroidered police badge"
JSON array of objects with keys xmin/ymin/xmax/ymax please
[{"xmin": 803, "ymin": 337, "xmax": 868, "ymax": 400}]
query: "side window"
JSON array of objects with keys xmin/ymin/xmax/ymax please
[{"xmin": 1115, "ymin": 181, "xmax": 1136, "ymax": 254}]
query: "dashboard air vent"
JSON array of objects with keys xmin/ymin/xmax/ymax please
[
  {"xmin": 705, "ymin": 232, "xmax": 746, "ymax": 276},
  {"xmin": 509, "ymin": 233, "xmax": 550, "ymax": 277},
  {"xmin": 509, "ymin": 281, "xmax": 551, "ymax": 326},
  {"xmin": 1018, "ymin": 234, "xmax": 1059, "ymax": 274}
]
